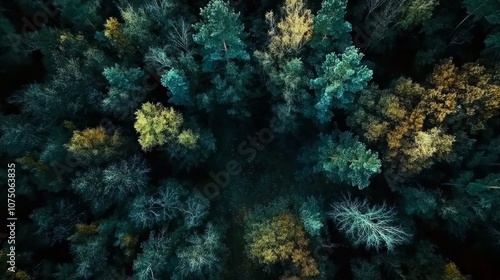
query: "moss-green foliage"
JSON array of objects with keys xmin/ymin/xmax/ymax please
[
  {"xmin": 400, "ymin": 0, "xmax": 438, "ymax": 30},
  {"xmin": 134, "ymin": 102, "xmax": 216, "ymax": 167},
  {"xmin": 134, "ymin": 102, "xmax": 185, "ymax": 150}
]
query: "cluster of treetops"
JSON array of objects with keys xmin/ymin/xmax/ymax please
[{"xmin": 0, "ymin": 0, "xmax": 499, "ymax": 279}]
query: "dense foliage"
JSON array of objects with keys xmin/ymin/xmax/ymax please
[{"xmin": 0, "ymin": 0, "xmax": 499, "ymax": 279}]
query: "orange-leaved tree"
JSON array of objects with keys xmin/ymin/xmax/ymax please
[
  {"xmin": 245, "ymin": 211, "xmax": 319, "ymax": 278},
  {"xmin": 350, "ymin": 59, "xmax": 500, "ymax": 180}
]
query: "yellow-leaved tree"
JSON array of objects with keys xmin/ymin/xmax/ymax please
[
  {"xmin": 441, "ymin": 262, "xmax": 471, "ymax": 280},
  {"xmin": 134, "ymin": 102, "xmax": 199, "ymax": 151},
  {"xmin": 350, "ymin": 59, "xmax": 500, "ymax": 182},
  {"xmin": 66, "ymin": 126, "xmax": 122, "ymax": 164},
  {"xmin": 103, "ymin": 16, "xmax": 135, "ymax": 53},
  {"xmin": 245, "ymin": 211, "xmax": 319, "ymax": 278},
  {"xmin": 265, "ymin": 0, "xmax": 313, "ymax": 59}
]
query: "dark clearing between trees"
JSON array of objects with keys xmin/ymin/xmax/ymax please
[{"xmin": 0, "ymin": 0, "xmax": 499, "ymax": 279}]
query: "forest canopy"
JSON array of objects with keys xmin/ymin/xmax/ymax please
[{"xmin": 0, "ymin": 0, "xmax": 499, "ymax": 279}]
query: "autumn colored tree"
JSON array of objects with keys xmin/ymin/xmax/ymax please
[
  {"xmin": 244, "ymin": 198, "xmax": 319, "ymax": 278},
  {"xmin": 264, "ymin": 0, "xmax": 313, "ymax": 60},
  {"xmin": 65, "ymin": 126, "xmax": 123, "ymax": 165},
  {"xmin": 351, "ymin": 81, "xmax": 454, "ymax": 176},
  {"xmin": 441, "ymin": 262, "xmax": 471, "ymax": 280},
  {"xmin": 253, "ymin": 0, "xmax": 316, "ymax": 132},
  {"xmin": 246, "ymin": 212, "xmax": 319, "ymax": 278},
  {"xmin": 350, "ymin": 59, "xmax": 500, "ymax": 179},
  {"xmin": 103, "ymin": 16, "xmax": 136, "ymax": 54},
  {"xmin": 428, "ymin": 59, "xmax": 500, "ymax": 133},
  {"xmin": 134, "ymin": 102, "xmax": 216, "ymax": 168},
  {"xmin": 3, "ymin": 0, "xmax": 500, "ymax": 279},
  {"xmin": 134, "ymin": 102, "xmax": 184, "ymax": 151},
  {"xmin": 104, "ymin": 17, "xmax": 126, "ymax": 45}
]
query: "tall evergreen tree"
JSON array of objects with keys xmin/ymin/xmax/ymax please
[
  {"xmin": 193, "ymin": 0, "xmax": 250, "ymax": 72},
  {"xmin": 310, "ymin": 46, "xmax": 372, "ymax": 124}
]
